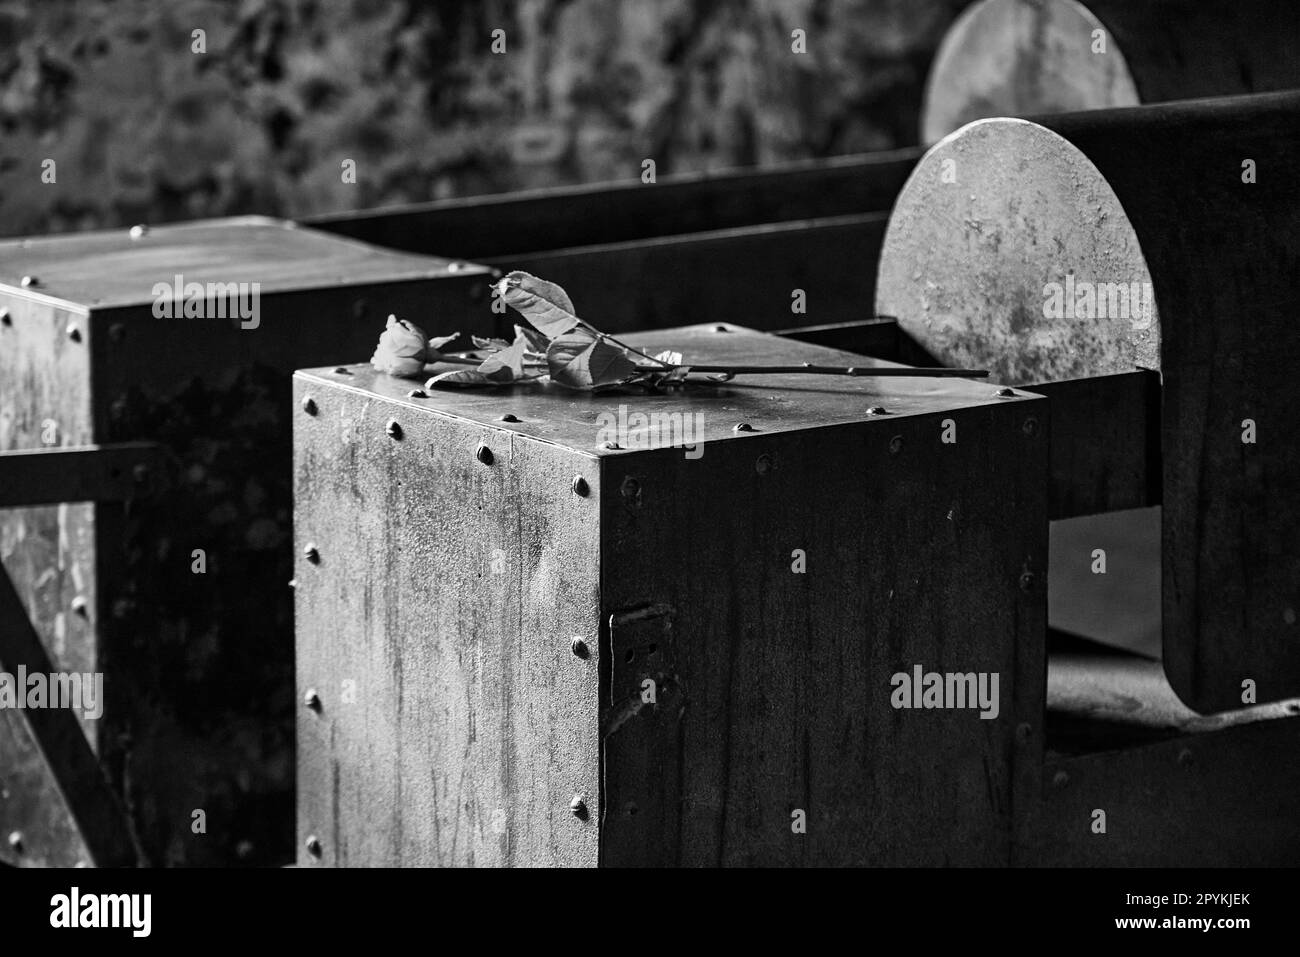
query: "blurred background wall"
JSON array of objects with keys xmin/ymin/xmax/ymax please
[{"xmin": 0, "ymin": 0, "xmax": 965, "ymax": 239}]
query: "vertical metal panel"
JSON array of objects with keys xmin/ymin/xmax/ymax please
[
  {"xmin": 294, "ymin": 373, "xmax": 601, "ymax": 867},
  {"xmin": 0, "ymin": 292, "xmax": 97, "ymax": 868},
  {"xmin": 599, "ymin": 400, "xmax": 1049, "ymax": 866}
]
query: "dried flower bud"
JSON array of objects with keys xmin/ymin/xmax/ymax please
[{"xmin": 371, "ymin": 315, "xmax": 430, "ymax": 377}]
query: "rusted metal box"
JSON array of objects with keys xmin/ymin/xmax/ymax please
[
  {"xmin": 294, "ymin": 325, "xmax": 1049, "ymax": 866},
  {"xmin": 0, "ymin": 216, "xmax": 493, "ymax": 866}
]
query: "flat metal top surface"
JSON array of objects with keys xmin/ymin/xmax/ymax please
[
  {"xmin": 0, "ymin": 216, "xmax": 488, "ymax": 310},
  {"xmin": 297, "ymin": 324, "xmax": 1028, "ymax": 455}
]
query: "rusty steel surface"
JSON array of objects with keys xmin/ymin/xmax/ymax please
[
  {"xmin": 923, "ymin": 0, "xmax": 1300, "ymax": 143},
  {"xmin": 307, "ymin": 148, "xmax": 921, "ymax": 259},
  {"xmin": 296, "ymin": 326, "xmax": 1049, "ymax": 866},
  {"xmin": 0, "ymin": 216, "xmax": 486, "ymax": 310},
  {"xmin": 879, "ymin": 91, "xmax": 1300, "ymax": 714},
  {"xmin": 0, "ymin": 218, "xmax": 493, "ymax": 867},
  {"xmin": 294, "ymin": 375, "xmax": 603, "ymax": 867},
  {"xmin": 0, "ymin": 443, "xmax": 169, "ymax": 508}
]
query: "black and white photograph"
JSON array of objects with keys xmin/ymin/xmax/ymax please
[{"xmin": 0, "ymin": 0, "xmax": 1296, "ymax": 938}]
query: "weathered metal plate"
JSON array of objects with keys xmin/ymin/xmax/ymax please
[
  {"xmin": 307, "ymin": 148, "xmax": 920, "ymax": 259},
  {"xmin": 298, "ymin": 324, "xmax": 1020, "ymax": 456},
  {"xmin": 491, "ymin": 215, "xmax": 888, "ymax": 334},
  {"xmin": 0, "ymin": 221, "xmax": 494, "ymax": 867},
  {"xmin": 294, "ymin": 376, "xmax": 602, "ymax": 866},
  {"xmin": 1027, "ymin": 713, "xmax": 1300, "ymax": 866},
  {"xmin": 594, "ymin": 372, "xmax": 1050, "ymax": 865},
  {"xmin": 0, "ymin": 216, "xmax": 487, "ymax": 310}
]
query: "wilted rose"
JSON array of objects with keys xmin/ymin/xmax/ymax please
[{"xmin": 370, "ymin": 315, "xmax": 459, "ymax": 377}]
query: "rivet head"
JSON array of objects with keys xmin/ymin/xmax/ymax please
[
  {"xmin": 70, "ymin": 595, "xmax": 88, "ymax": 617},
  {"xmin": 713, "ymin": 324, "xmax": 729, "ymax": 333},
  {"xmin": 1022, "ymin": 416, "xmax": 1039, "ymax": 437},
  {"xmin": 571, "ymin": 475, "xmax": 589, "ymax": 497},
  {"xmin": 448, "ymin": 261, "xmax": 465, "ymax": 273},
  {"xmin": 19, "ymin": 275, "xmax": 37, "ymax": 288},
  {"xmin": 1019, "ymin": 570, "xmax": 1036, "ymax": 592},
  {"xmin": 386, "ymin": 420, "xmax": 403, "ymax": 439},
  {"xmin": 733, "ymin": 423, "xmax": 755, "ymax": 432},
  {"xmin": 301, "ymin": 397, "xmax": 317, "ymax": 416},
  {"xmin": 406, "ymin": 389, "xmax": 427, "ymax": 399},
  {"xmin": 305, "ymin": 835, "xmax": 322, "ymax": 858},
  {"xmin": 66, "ymin": 324, "xmax": 82, "ymax": 342},
  {"xmin": 599, "ymin": 441, "xmax": 621, "ymax": 450},
  {"xmin": 755, "ymin": 454, "xmax": 773, "ymax": 475},
  {"xmin": 570, "ymin": 637, "xmax": 590, "ymax": 659},
  {"xmin": 995, "ymin": 387, "xmax": 1017, "ymax": 398},
  {"xmin": 332, "ymin": 366, "xmax": 351, "ymax": 375},
  {"xmin": 1177, "ymin": 748, "xmax": 1193, "ymax": 767},
  {"xmin": 108, "ymin": 322, "xmax": 125, "ymax": 342},
  {"xmin": 569, "ymin": 795, "xmax": 588, "ymax": 820},
  {"xmin": 0, "ymin": 309, "xmax": 10, "ymax": 326},
  {"xmin": 889, "ymin": 435, "xmax": 904, "ymax": 455},
  {"xmin": 133, "ymin": 463, "xmax": 150, "ymax": 484},
  {"xmin": 129, "ymin": 224, "xmax": 149, "ymax": 240},
  {"xmin": 7, "ymin": 831, "xmax": 22, "ymax": 852},
  {"xmin": 1015, "ymin": 722, "xmax": 1032, "ymax": 745},
  {"xmin": 866, "ymin": 406, "xmax": 889, "ymax": 416},
  {"xmin": 303, "ymin": 689, "xmax": 322, "ymax": 713},
  {"xmin": 1052, "ymin": 771, "xmax": 1069, "ymax": 789},
  {"xmin": 475, "ymin": 444, "xmax": 494, "ymax": 465},
  {"xmin": 499, "ymin": 414, "xmax": 520, "ymax": 423},
  {"xmin": 620, "ymin": 476, "xmax": 641, "ymax": 502},
  {"xmin": 304, "ymin": 544, "xmax": 321, "ymax": 565}
]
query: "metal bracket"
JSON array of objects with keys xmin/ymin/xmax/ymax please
[{"xmin": 0, "ymin": 443, "xmax": 170, "ymax": 508}]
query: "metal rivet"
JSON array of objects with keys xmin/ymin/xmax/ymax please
[
  {"xmin": 0, "ymin": 309, "xmax": 10, "ymax": 327},
  {"xmin": 304, "ymin": 689, "xmax": 322, "ymax": 713},
  {"xmin": 1283, "ymin": 607, "xmax": 1296, "ymax": 626},
  {"xmin": 570, "ymin": 637, "xmax": 589, "ymax": 659},
  {"xmin": 288, "ymin": 579, "xmax": 297, "ymax": 589},
  {"xmin": 599, "ymin": 441, "xmax": 621, "ymax": 450},
  {"xmin": 20, "ymin": 275, "xmax": 37, "ymax": 288},
  {"xmin": 734, "ymin": 423, "xmax": 754, "ymax": 432},
  {"xmin": 995, "ymin": 388, "xmax": 1017, "ymax": 398},
  {"xmin": 475, "ymin": 444, "xmax": 493, "ymax": 465},
  {"xmin": 448, "ymin": 261, "xmax": 465, "ymax": 273},
  {"xmin": 129, "ymin": 224, "xmax": 149, "ymax": 240},
  {"xmin": 1286, "ymin": 702, "xmax": 1300, "ymax": 714},
  {"xmin": 620, "ymin": 476, "xmax": 640, "ymax": 502},
  {"xmin": 351, "ymin": 299, "xmax": 368, "ymax": 320},
  {"xmin": 713, "ymin": 325, "xmax": 729, "ymax": 333},
  {"xmin": 108, "ymin": 322, "xmax": 125, "ymax": 342},
  {"xmin": 1023, "ymin": 417, "xmax": 1039, "ymax": 437},
  {"xmin": 386, "ymin": 420, "xmax": 403, "ymax": 439},
  {"xmin": 889, "ymin": 435, "xmax": 904, "ymax": 455},
  {"xmin": 571, "ymin": 475, "xmax": 589, "ymax": 497},
  {"xmin": 569, "ymin": 795, "xmax": 588, "ymax": 820},
  {"xmin": 1015, "ymin": 722, "xmax": 1031, "ymax": 745},
  {"xmin": 866, "ymin": 406, "xmax": 889, "ymax": 416},
  {"xmin": 332, "ymin": 367, "xmax": 351, "ymax": 375},
  {"xmin": 7, "ymin": 831, "xmax": 22, "ymax": 852},
  {"xmin": 304, "ymin": 544, "xmax": 321, "ymax": 564},
  {"xmin": 133, "ymin": 463, "xmax": 150, "ymax": 484},
  {"xmin": 1019, "ymin": 570, "xmax": 1036, "ymax": 592},
  {"xmin": 67, "ymin": 324, "xmax": 82, "ymax": 343},
  {"xmin": 499, "ymin": 414, "xmax": 520, "ymax": 423},
  {"xmin": 1052, "ymin": 771, "xmax": 1069, "ymax": 789},
  {"xmin": 71, "ymin": 595, "xmax": 88, "ymax": 617},
  {"xmin": 755, "ymin": 454, "xmax": 772, "ymax": 475},
  {"xmin": 406, "ymin": 389, "xmax": 427, "ymax": 399},
  {"xmin": 301, "ymin": 397, "xmax": 317, "ymax": 416},
  {"xmin": 305, "ymin": 835, "xmax": 322, "ymax": 858},
  {"xmin": 1178, "ymin": 748, "xmax": 1193, "ymax": 767}
]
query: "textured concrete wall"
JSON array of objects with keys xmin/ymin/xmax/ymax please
[{"xmin": 0, "ymin": 0, "xmax": 963, "ymax": 238}]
